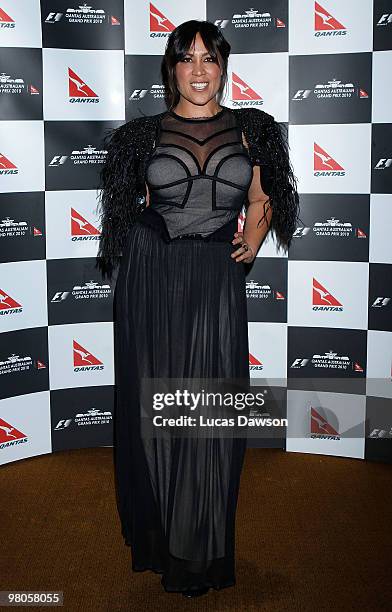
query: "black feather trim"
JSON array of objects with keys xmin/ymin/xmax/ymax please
[
  {"xmin": 95, "ymin": 114, "xmax": 163, "ymax": 279},
  {"xmin": 233, "ymin": 107, "xmax": 301, "ymax": 251}
]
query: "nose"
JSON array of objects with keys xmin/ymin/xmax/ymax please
[{"xmin": 192, "ymin": 59, "xmax": 206, "ymax": 76}]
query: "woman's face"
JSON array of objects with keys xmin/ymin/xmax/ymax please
[{"xmin": 174, "ymin": 32, "xmax": 222, "ymax": 107}]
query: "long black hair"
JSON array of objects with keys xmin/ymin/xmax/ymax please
[{"xmin": 161, "ymin": 20, "xmax": 231, "ymax": 110}]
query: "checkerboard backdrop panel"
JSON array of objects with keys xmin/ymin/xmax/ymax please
[{"xmin": 1, "ymin": 0, "xmax": 391, "ymax": 465}]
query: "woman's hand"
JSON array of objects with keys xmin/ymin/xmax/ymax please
[{"xmin": 231, "ymin": 231, "xmax": 256, "ymax": 263}]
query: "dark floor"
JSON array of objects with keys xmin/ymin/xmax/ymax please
[{"xmin": 1, "ymin": 446, "xmax": 391, "ymax": 611}]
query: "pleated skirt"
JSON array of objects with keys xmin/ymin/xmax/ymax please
[{"xmin": 113, "ymin": 210, "xmax": 249, "ymax": 593}]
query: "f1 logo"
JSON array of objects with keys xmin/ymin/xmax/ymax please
[
  {"xmin": 45, "ymin": 12, "xmax": 63, "ymax": 23},
  {"xmin": 129, "ymin": 90, "xmax": 148, "ymax": 100},
  {"xmin": 214, "ymin": 20, "xmax": 230, "ymax": 28}
]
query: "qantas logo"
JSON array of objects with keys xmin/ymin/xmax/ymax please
[
  {"xmin": 0, "ymin": 153, "xmax": 18, "ymax": 175},
  {"xmin": 311, "ymin": 407, "xmax": 340, "ymax": 439},
  {"xmin": 314, "ymin": 1, "xmax": 346, "ymax": 37},
  {"xmin": 231, "ymin": 72, "xmax": 263, "ymax": 107},
  {"xmin": 0, "ymin": 289, "xmax": 22, "ymax": 315},
  {"xmin": 73, "ymin": 340, "xmax": 104, "ymax": 371},
  {"xmin": 313, "ymin": 278, "xmax": 343, "ymax": 311},
  {"xmin": 71, "ymin": 208, "xmax": 100, "ymax": 241},
  {"xmin": 356, "ymin": 228, "xmax": 367, "ymax": 238},
  {"xmin": 68, "ymin": 67, "xmax": 99, "ymax": 103},
  {"xmin": 0, "ymin": 7, "xmax": 15, "ymax": 28},
  {"xmin": 314, "ymin": 143, "xmax": 345, "ymax": 176},
  {"xmin": 0, "ymin": 418, "xmax": 28, "ymax": 448},
  {"xmin": 149, "ymin": 3, "xmax": 175, "ymax": 36},
  {"xmin": 249, "ymin": 353, "xmax": 263, "ymax": 371}
]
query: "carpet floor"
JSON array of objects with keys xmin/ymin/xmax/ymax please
[{"xmin": 1, "ymin": 447, "xmax": 391, "ymax": 611}]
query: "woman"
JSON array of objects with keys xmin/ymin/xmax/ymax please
[{"xmin": 97, "ymin": 20, "xmax": 299, "ymax": 598}]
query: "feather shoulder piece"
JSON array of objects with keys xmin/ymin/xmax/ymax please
[
  {"xmin": 95, "ymin": 113, "xmax": 162, "ymax": 279},
  {"xmin": 231, "ymin": 107, "xmax": 300, "ymax": 250}
]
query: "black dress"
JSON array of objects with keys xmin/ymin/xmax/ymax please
[{"xmin": 113, "ymin": 106, "xmax": 253, "ymax": 593}]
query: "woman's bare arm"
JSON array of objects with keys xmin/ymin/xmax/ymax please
[{"xmin": 231, "ymin": 134, "xmax": 273, "ymax": 262}]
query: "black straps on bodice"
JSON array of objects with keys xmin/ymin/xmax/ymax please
[{"xmin": 145, "ymin": 107, "xmax": 253, "ymax": 239}]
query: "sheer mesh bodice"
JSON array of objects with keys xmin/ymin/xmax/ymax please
[{"xmin": 145, "ymin": 107, "xmax": 253, "ymax": 239}]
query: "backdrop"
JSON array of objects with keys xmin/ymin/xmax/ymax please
[{"xmin": 1, "ymin": 0, "xmax": 391, "ymax": 466}]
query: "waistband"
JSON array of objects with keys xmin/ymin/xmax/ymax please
[{"xmin": 136, "ymin": 207, "xmax": 238, "ymax": 244}]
